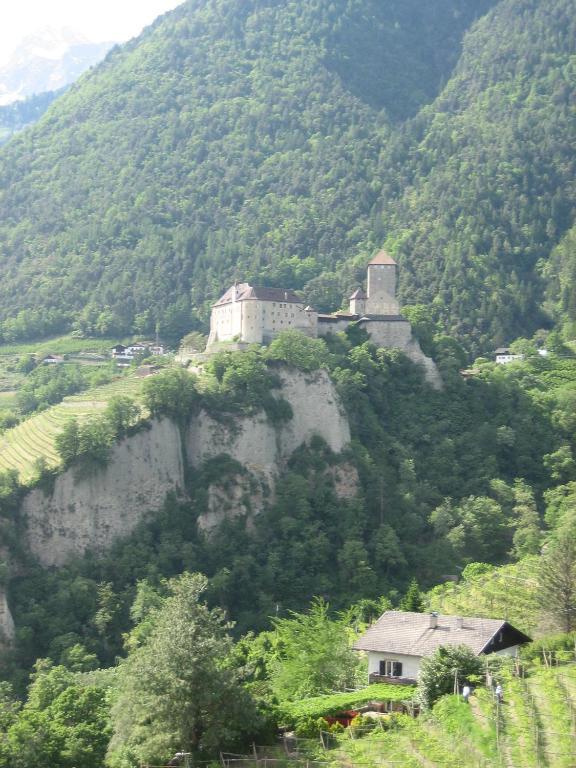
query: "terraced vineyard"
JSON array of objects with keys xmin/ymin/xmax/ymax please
[
  {"xmin": 313, "ymin": 667, "xmax": 576, "ymax": 768},
  {"xmin": 0, "ymin": 375, "xmax": 147, "ymax": 481}
]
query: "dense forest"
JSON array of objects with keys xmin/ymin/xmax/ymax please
[
  {"xmin": 1, "ymin": 330, "xmax": 576, "ymax": 766},
  {"xmin": 0, "ymin": 0, "xmax": 573, "ymax": 352},
  {"xmin": 0, "ymin": 90, "xmax": 61, "ymax": 145},
  {"xmin": 2, "ymin": 328, "xmax": 575, "ymax": 679}
]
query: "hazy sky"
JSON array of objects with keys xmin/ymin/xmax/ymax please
[{"xmin": 0, "ymin": 0, "xmax": 184, "ymax": 65}]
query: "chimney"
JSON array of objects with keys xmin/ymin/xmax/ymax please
[
  {"xmin": 456, "ymin": 617, "xmax": 464, "ymax": 630},
  {"xmin": 429, "ymin": 612, "xmax": 438, "ymax": 629}
]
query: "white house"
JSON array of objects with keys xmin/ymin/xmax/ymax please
[
  {"xmin": 353, "ymin": 611, "xmax": 531, "ymax": 685},
  {"xmin": 495, "ymin": 347, "xmax": 524, "ymax": 365}
]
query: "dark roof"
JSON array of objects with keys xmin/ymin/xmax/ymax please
[
  {"xmin": 357, "ymin": 315, "xmax": 406, "ymax": 323},
  {"xmin": 350, "ymin": 288, "xmax": 367, "ymax": 300},
  {"xmin": 495, "ymin": 347, "xmax": 512, "ymax": 354},
  {"xmin": 353, "ymin": 611, "xmax": 530, "ymax": 657},
  {"xmin": 369, "ymin": 250, "xmax": 397, "ymax": 266},
  {"xmin": 317, "ymin": 314, "xmax": 359, "ymax": 323},
  {"xmin": 214, "ymin": 283, "xmax": 303, "ymax": 307}
]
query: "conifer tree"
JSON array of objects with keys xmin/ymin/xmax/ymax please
[{"xmin": 400, "ymin": 578, "xmax": 425, "ymax": 612}]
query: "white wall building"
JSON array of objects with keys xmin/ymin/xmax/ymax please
[
  {"xmin": 353, "ymin": 611, "xmax": 531, "ymax": 684},
  {"xmin": 495, "ymin": 347, "xmax": 524, "ymax": 364},
  {"xmin": 207, "ymin": 284, "xmax": 317, "ymax": 348},
  {"xmin": 205, "ymin": 253, "xmax": 442, "ymax": 388},
  {"xmin": 207, "ymin": 251, "xmax": 404, "ymax": 351}
]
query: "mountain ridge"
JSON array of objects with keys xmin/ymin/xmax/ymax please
[{"xmin": 0, "ymin": 0, "xmax": 573, "ymax": 353}]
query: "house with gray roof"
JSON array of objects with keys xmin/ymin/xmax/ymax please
[{"xmin": 353, "ymin": 611, "xmax": 531, "ymax": 685}]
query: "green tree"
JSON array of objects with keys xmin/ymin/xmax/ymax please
[
  {"xmin": 2, "ymin": 661, "xmax": 110, "ymax": 768},
  {"xmin": 400, "ymin": 578, "xmax": 425, "ymax": 612},
  {"xmin": 107, "ymin": 573, "xmax": 256, "ymax": 767},
  {"xmin": 510, "ymin": 480, "xmax": 541, "ymax": 560},
  {"xmin": 538, "ymin": 525, "xmax": 576, "ymax": 633},
  {"xmin": 417, "ymin": 645, "xmax": 483, "ymax": 709},
  {"xmin": 266, "ymin": 331, "xmax": 331, "ymax": 372},
  {"xmin": 142, "ymin": 368, "xmax": 199, "ymax": 423},
  {"xmin": 54, "ymin": 419, "xmax": 80, "ymax": 467},
  {"xmin": 268, "ymin": 598, "xmax": 360, "ymax": 703},
  {"xmin": 104, "ymin": 396, "xmax": 141, "ymax": 438}
]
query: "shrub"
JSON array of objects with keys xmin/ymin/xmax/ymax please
[
  {"xmin": 417, "ymin": 645, "xmax": 483, "ymax": 709},
  {"xmin": 266, "ymin": 331, "xmax": 331, "ymax": 372}
]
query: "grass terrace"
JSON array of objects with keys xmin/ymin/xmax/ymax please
[{"xmin": 0, "ymin": 374, "xmax": 147, "ymax": 481}]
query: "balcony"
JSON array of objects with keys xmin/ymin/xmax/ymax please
[{"xmin": 369, "ymin": 673, "xmax": 417, "ymax": 686}]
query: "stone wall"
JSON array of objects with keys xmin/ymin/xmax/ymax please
[{"xmin": 359, "ymin": 319, "xmax": 442, "ymax": 389}]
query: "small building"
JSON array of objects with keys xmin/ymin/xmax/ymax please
[
  {"xmin": 353, "ymin": 611, "xmax": 531, "ymax": 685},
  {"xmin": 42, "ymin": 354, "xmax": 64, "ymax": 364},
  {"xmin": 111, "ymin": 344, "xmax": 131, "ymax": 359},
  {"xmin": 495, "ymin": 347, "xmax": 524, "ymax": 365},
  {"xmin": 127, "ymin": 342, "xmax": 149, "ymax": 355}
]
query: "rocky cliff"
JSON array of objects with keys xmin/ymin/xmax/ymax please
[
  {"xmin": 0, "ymin": 588, "xmax": 14, "ymax": 642},
  {"xmin": 21, "ymin": 368, "xmax": 351, "ymax": 568}
]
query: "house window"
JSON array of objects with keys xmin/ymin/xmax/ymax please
[{"xmin": 379, "ymin": 660, "xmax": 403, "ymax": 677}]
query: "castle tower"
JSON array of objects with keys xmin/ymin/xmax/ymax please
[
  {"xmin": 349, "ymin": 288, "xmax": 367, "ymax": 315},
  {"xmin": 365, "ymin": 250, "xmax": 400, "ymax": 316}
]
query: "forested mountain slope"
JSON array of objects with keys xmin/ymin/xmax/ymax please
[
  {"xmin": 374, "ymin": 0, "xmax": 576, "ymax": 350},
  {"xmin": 0, "ymin": 0, "xmax": 495, "ymax": 342},
  {"xmin": 0, "ymin": 0, "xmax": 573, "ymax": 351},
  {"xmin": 0, "ymin": 91, "xmax": 62, "ymax": 145}
]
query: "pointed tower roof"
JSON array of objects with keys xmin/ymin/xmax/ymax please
[
  {"xmin": 369, "ymin": 250, "xmax": 397, "ymax": 266},
  {"xmin": 349, "ymin": 288, "xmax": 367, "ymax": 300}
]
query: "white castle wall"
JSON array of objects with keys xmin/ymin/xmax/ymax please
[
  {"xmin": 209, "ymin": 299, "xmax": 314, "ymax": 349},
  {"xmin": 366, "ymin": 264, "xmax": 400, "ymax": 315}
]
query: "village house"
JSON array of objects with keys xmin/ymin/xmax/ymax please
[
  {"xmin": 353, "ymin": 611, "xmax": 531, "ymax": 685},
  {"xmin": 110, "ymin": 341, "xmax": 165, "ymax": 366},
  {"xmin": 494, "ymin": 347, "xmax": 524, "ymax": 365}
]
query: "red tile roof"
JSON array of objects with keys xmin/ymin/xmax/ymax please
[{"xmin": 369, "ymin": 250, "xmax": 397, "ymax": 266}]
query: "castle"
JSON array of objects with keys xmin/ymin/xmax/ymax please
[{"xmin": 207, "ymin": 251, "xmax": 441, "ymax": 387}]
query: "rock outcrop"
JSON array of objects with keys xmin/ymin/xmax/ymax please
[
  {"xmin": 21, "ymin": 368, "xmax": 351, "ymax": 567},
  {"xmin": 0, "ymin": 587, "xmax": 14, "ymax": 642}
]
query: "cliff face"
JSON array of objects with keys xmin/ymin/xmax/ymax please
[
  {"xmin": 21, "ymin": 368, "xmax": 351, "ymax": 567},
  {"xmin": 22, "ymin": 418, "xmax": 185, "ymax": 567},
  {"xmin": 0, "ymin": 588, "xmax": 14, "ymax": 642}
]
